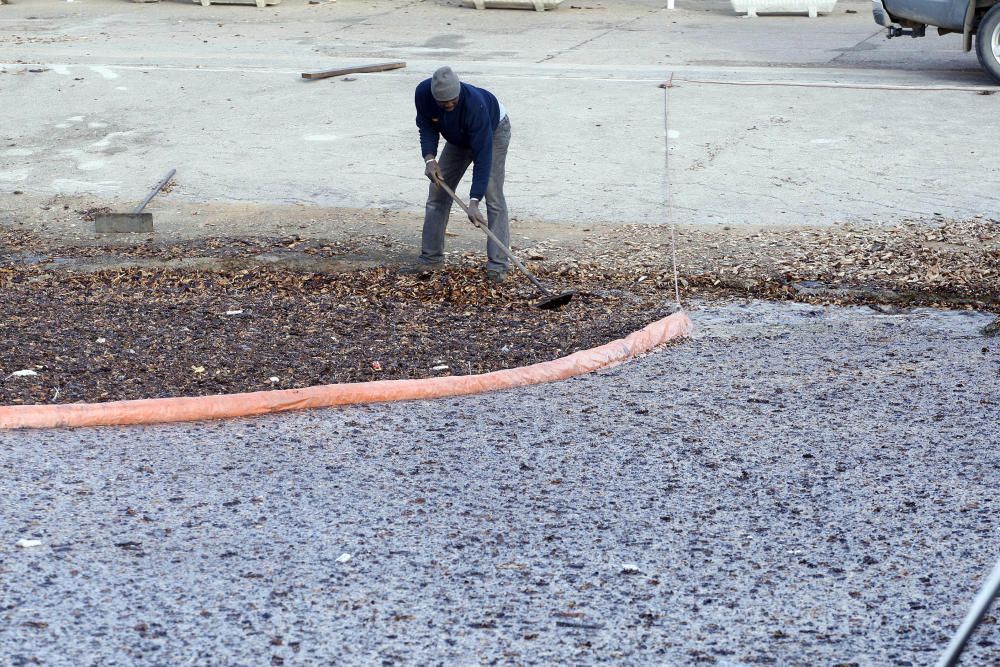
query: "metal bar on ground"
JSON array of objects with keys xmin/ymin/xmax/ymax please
[
  {"xmin": 133, "ymin": 168, "xmax": 176, "ymax": 215},
  {"xmin": 936, "ymin": 555, "xmax": 1000, "ymax": 667}
]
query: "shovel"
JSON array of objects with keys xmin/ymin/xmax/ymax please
[
  {"xmin": 434, "ymin": 177, "xmax": 575, "ymax": 310},
  {"xmin": 95, "ymin": 168, "xmax": 176, "ymax": 233}
]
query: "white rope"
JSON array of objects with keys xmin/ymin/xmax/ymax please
[
  {"xmin": 662, "ymin": 73, "xmax": 682, "ymax": 308},
  {"xmin": 675, "ymin": 77, "xmax": 1000, "ymax": 93},
  {"xmin": 653, "ymin": 72, "xmax": 991, "ymax": 310}
]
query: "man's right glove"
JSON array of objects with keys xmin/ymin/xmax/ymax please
[
  {"xmin": 467, "ymin": 199, "xmax": 486, "ymax": 226},
  {"xmin": 424, "ymin": 158, "xmax": 443, "ymax": 184}
]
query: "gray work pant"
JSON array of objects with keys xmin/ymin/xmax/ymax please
[{"xmin": 420, "ymin": 116, "xmax": 511, "ymax": 273}]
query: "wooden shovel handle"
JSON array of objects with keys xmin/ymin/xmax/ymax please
[{"xmin": 432, "ymin": 177, "xmax": 552, "ymax": 295}]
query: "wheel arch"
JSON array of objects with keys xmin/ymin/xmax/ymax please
[{"xmin": 965, "ymin": 0, "xmax": 1000, "ymax": 52}]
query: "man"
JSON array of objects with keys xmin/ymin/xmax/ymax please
[{"xmin": 415, "ymin": 66, "xmax": 511, "ymax": 282}]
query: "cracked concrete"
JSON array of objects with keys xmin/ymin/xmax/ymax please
[{"xmin": 1, "ymin": 0, "xmax": 998, "ymax": 232}]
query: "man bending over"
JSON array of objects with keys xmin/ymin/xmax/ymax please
[{"xmin": 415, "ymin": 66, "xmax": 511, "ymax": 283}]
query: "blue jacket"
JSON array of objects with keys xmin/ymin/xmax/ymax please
[{"xmin": 415, "ymin": 79, "xmax": 502, "ymax": 201}]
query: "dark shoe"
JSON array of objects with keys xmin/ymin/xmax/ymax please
[{"xmin": 485, "ymin": 269, "xmax": 508, "ymax": 284}]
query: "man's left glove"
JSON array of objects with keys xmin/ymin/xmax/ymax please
[{"xmin": 468, "ymin": 199, "xmax": 486, "ymax": 226}]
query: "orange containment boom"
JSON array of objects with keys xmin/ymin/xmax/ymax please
[{"xmin": 0, "ymin": 310, "xmax": 692, "ymax": 429}]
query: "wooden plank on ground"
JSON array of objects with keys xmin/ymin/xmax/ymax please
[{"xmin": 301, "ymin": 61, "xmax": 406, "ymax": 81}]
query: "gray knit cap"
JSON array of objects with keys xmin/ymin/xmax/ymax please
[{"xmin": 431, "ymin": 66, "xmax": 461, "ymax": 101}]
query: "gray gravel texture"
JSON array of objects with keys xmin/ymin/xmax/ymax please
[{"xmin": 2, "ymin": 301, "xmax": 999, "ymax": 666}]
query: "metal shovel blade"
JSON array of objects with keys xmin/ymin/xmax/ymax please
[
  {"xmin": 535, "ymin": 291, "xmax": 575, "ymax": 310},
  {"xmin": 94, "ymin": 213, "xmax": 153, "ymax": 234},
  {"xmin": 95, "ymin": 168, "xmax": 175, "ymax": 234}
]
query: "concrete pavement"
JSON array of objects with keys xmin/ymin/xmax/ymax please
[{"xmin": 1, "ymin": 0, "xmax": 997, "ymax": 232}]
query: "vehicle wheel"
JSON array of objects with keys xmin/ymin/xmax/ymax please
[{"xmin": 976, "ymin": 3, "xmax": 1000, "ymax": 83}]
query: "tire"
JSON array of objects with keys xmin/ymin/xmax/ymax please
[{"xmin": 976, "ymin": 3, "xmax": 1000, "ymax": 84}]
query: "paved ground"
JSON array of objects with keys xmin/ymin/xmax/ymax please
[
  {"xmin": 0, "ymin": 0, "xmax": 998, "ymax": 238},
  {"xmin": 2, "ymin": 2, "xmax": 999, "ymax": 665},
  {"xmin": 2, "ymin": 301, "xmax": 999, "ymax": 665}
]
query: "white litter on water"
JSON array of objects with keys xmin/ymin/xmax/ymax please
[
  {"xmin": 336, "ymin": 553, "xmax": 352, "ymax": 563},
  {"xmin": 16, "ymin": 539, "xmax": 42, "ymax": 548}
]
